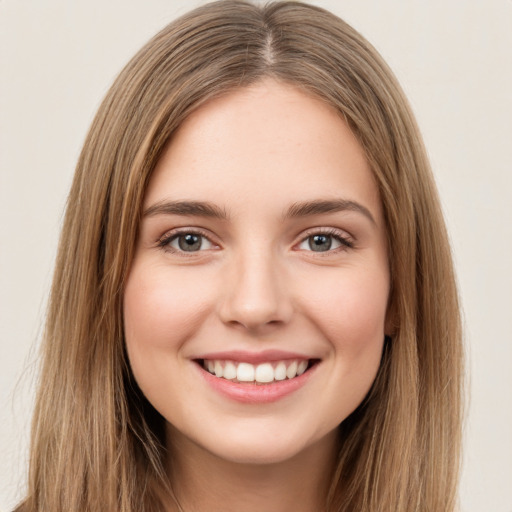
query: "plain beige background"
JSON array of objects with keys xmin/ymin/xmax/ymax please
[{"xmin": 1, "ymin": 1, "xmax": 511, "ymax": 510}]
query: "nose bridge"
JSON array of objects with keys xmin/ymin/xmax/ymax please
[{"xmin": 219, "ymin": 242, "xmax": 292, "ymax": 331}]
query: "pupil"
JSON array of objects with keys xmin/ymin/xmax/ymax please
[
  {"xmin": 179, "ymin": 234, "xmax": 201, "ymax": 251},
  {"xmin": 309, "ymin": 234, "xmax": 331, "ymax": 252}
]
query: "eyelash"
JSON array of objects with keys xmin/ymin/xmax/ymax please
[
  {"xmin": 157, "ymin": 228, "xmax": 216, "ymax": 255},
  {"xmin": 156, "ymin": 227, "xmax": 354, "ymax": 255},
  {"xmin": 297, "ymin": 228, "xmax": 354, "ymax": 254}
]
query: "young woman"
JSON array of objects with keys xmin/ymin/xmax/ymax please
[{"xmin": 15, "ymin": 1, "xmax": 463, "ymax": 511}]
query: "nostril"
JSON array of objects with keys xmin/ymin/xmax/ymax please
[{"xmin": 217, "ymin": 270, "xmax": 294, "ymax": 330}]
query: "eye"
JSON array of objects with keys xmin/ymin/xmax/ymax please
[
  {"xmin": 297, "ymin": 231, "xmax": 353, "ymax": 252},
  {"xmin": 159, "ymin": 231, "xmax": 215, "ymax": 253}
]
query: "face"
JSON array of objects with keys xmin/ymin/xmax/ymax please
[{"xmin": 124, "ymin": 80, "xmax": 390, "ymax": 466}]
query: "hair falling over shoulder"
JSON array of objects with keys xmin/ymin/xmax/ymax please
[{"xmin": 15, "ymin": 1, "xmax": 464, "ymax": 511}]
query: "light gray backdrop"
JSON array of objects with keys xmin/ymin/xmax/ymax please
[{"xmin": 1, "ymin": 1, "xmax": 511, "ymax": 510}]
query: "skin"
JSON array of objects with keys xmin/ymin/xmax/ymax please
[{"xmin": 124, "ymin": 79, "xmax": 390, "ymax": 511}]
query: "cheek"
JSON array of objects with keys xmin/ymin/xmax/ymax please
[
  {"xmin": 124, "ymin": 265, "xmax": 209, "ymax": 347},
  {"xmin": 122, "ymin": 263, "xmax": 218, "ymax": 390},
  {"xmin": 301, "ymin": 264, "xmax": 389, "ymax": 367},
  {"xmin": 311, "ymin": 264, "xmax": 387, "ymax": 325},
  {"xmin": 303, "ymin": 267, "xmax": 388, "ymax": 425},
  {"xmin": 122, "ymin": 263, "xmax": 218, "ymax": 416}
]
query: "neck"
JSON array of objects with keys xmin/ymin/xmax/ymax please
[{"xmin": 164, "ymin": 427, "xmax": 338, "ymax": 512}]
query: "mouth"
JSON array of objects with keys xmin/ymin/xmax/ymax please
[{"xmin": 195, "ymin": 358, "xmax": 320, "ymax": 385}]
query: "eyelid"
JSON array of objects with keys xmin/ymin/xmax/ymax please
[
  {"xmin": 294, "ymin": 227, "xmax": 355, "ymax": 253},
  {"xmin": 157, "ymin": 227, "xmax": 220, "ymax": 254},
  {"xmin": 154, "ymin": 225, "xmax": 354, "ymax": 255}
]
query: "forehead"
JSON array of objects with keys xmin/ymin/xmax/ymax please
[{"xmin": 145, "ymin": 79, "xmax": 382, "ymax": 223}]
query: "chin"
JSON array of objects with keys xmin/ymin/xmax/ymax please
[
  {"xmin": 169, "ymin": 415, "xmax": 336, "ymax": 467},
  {"xmin": 208, "ymin": 437, "xmax": 309, "ymax": 465}
]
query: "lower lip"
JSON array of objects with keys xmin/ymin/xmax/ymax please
[{"xmin": 195, "ymin": 362, "xmax": 318, "ymax": 404}]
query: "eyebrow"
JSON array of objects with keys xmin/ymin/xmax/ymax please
[
  {"xmin": 143, "ymin": 200, "xmax": 229, "ymax": 220},
  {"xmin": 143, "ymin": 198, "xmax": 375, "ymax": 224},
  {"xmin": 283, "ymin": 199, "xmax": 376, "ymax": 224}
]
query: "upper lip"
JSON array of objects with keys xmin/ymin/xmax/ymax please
[{"xmin": 193, "ymin": 349, "xmax": 315, "ymax": 364}]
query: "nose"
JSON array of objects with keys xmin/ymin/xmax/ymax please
[{"xmin": 218, "ymin": 249, "xmax": 293, "ymax": 334}]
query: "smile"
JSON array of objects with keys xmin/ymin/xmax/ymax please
[
  {"xmin": 193, "ymin": 351, "xmax": 320, "ymax": 403},
  {"xmin": 201, "ymin": 359, "xmax": 312, "ymax": 384}
]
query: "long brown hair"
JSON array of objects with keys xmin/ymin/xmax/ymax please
[{"xmin": 17, "ymin": 1, "xmax": 463, "ymax": 511}]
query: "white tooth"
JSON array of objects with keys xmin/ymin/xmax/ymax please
[
  {"xmin": 255, "ymin": 363, "xmax": 274, "ymax": 383},
  {"xmin": 237, "ymin": 362, "xmax": 255, "ymax": 382},
  {"xmin": 223, "ymin": 361, "xmax": 237, "ymax": 380},
  {"xmin": 274, "ymin": 362, "xmax": 287, "ymax": 381},
  {"xmin": 286, "ymin": 361, "xmax": 298, "ymax": 379},
  {"xmin": 207, "ymin": 360, "xmax": 215, "ymax": 373},
  {"xmin": 214, "ymin": 361, "xmax": 224, "ymax": 378},
  {"xmin": 297, "ymin": 360, "xmax": 308, "ymax": 375}
]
